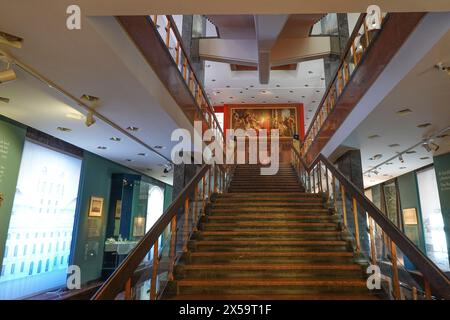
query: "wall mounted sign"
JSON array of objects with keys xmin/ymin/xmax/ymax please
[
  {"xmin": 403, "ymin": 208, "xmax": 418, "ymax": 225},
  {"xmin": 89, "ymin": 196, "xmax": 104, "ymax": 217}
]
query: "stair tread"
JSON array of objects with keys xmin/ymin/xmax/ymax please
[
  {"xmin": 200, "ymin": 230, "xmax": 340, "ymax": 235},
  {"xmin": 180, "ymin": 263, "xmax": 361, "ymax": 270},
  {"xmin": 193, "ymin": 240, "xmax": 347, "ymax": 245},
  {"xmin": 170, "ymin": 293, "xmax": 379, "ymax": 300},
  {"xmin": 177, "ymin": 278, "xmax": 368, "ymax": 287},
  {"xmin": 190, "ymin": 251, "xmax": 354, "ymax": 257}
]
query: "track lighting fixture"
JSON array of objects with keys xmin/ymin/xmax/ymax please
[
  {"xmin": 0, "ymin": 31, "xmax": 23, "ymax": 49},
  {"xmin": 0, "ymin": 50, "xmax": 16, "ymax": 84},
  {"xmin": 163, "ymin": 163, "xmax": 173, "ymax": 174},
  {"xmin": 85, "ymin": 111, "xmax": 96, "ymax": 127},
  {"xmin": 398, "ymin": 154, "xmax": 404, "ymax": 163},
  {"xmin": 0, "ymin": 97, "xmax": 9, "ymax": 104},
  {"xmin": 422, "ymin": 140, "xmax": 439, "ymax": 153}
]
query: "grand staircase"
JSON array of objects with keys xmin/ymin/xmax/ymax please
[{"xmin": 163, "ymin": 163, "xmax": 381, "ymax": 300}]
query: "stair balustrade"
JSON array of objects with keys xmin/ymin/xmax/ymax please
[
  {"xmin": 291, "ymin": 147, "xmax": 450, "ymax": 300},
  {"xmin": 92, "ymin": 164, "xmax": 233, "ymax": 300}
]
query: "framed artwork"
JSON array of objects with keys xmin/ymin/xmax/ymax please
[
  {"xmin": 403, "ymin": 208, "xmax": 418, "ymax": 225},
  {"xmin": 230, "ymin": 107, "xmax": 298, "ymax": 137},
  {"xmin": 88, "ymin": 196, "xmax": 104, "ymax": 217},
  {"xmin": 133, "ymin": 217, "xmax": 146, "ymax": 237},
  {"xmin": 115, "ymin": 200, "xmax": 122, "ymax": 219}
]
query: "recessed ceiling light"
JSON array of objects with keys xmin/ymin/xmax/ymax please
[
  {"xmin": 57, "ymin": 127, "xmax": 71, "ymax": 132},
  {"xmin": 110, "ymin": 137, "xmax": 121, "ymax": 142},
  {"xmin": 226, "ymin": 85, "xmax": 230, "ymax": 88},
  {"xmin": 385, "ymin": 162, "xmax": 393, "ymax": 165},
  {"xmin": 146, "ymin": 168, "xmax": 153, "ymax": 171},
  {"xmin": 126, "ymin": 126, "xmax": 139, "ymax": 131},
  {"xmin": 399, "ymin": 166, "xmax": 407, "ymax": 169},
  {"xmin": 417, "ymin": 123, "xmax": 431, "ymax": 128},
  {"xmin": 137, "ymin": 153, "xmax": 147, "ymax": 156},
  {"xmin": 289, "ymin": 90, "xmax": 294, "ymax": 93},
  {"xmin": 388, "ymin": 144, "xmax": 400, "ymax": 147},
  {"xmin": 405, "ymin": 150, "xmax": 416, "ymax": 154},
  {"xmin": 241, "ymin": 101, "xmax": 245, "ymax": 103},
  {"xmin": 276, "ymin": 84, "xmax": 280, "ymax": 87},
  {"xmin": 240, "ymin": 91, "xmax": 243, "ymax": 94},
  {"xmin": 66, "ymin": 113, "xmax": 84, "ymax": 120},
  {"xmin": 215, "ymin": 91, "xmax": 221, "ymax": 94},
  {"xmin": 312, "ymin": 100, "xmax": 316, "ymax": 103},
  {"xmin": 250, "ymin": 85, "xmax": 254, "ymax": 88},
  {"xmin": 316, "ymin": 90, "xmax": 320, "ymax": 93},
  {"xmin": 229, "ymin": 97, "xmax": 234, "ymax": 99},
  {"xmin": 275, "ymin": 96, "xmax": 279, "ymax": 99},
  {"xmin": 251, "ymin": 97, "xmax": 255, "ymax": 99},
  {"xmin": 125, "ymin": 159, "xmax": 133, "ymax": 162},
  {"xmin": 369, "ymin": 154, "xmax": 383, "ymax": 160},
  {"xmin": 321, "ymin": 77, "xmax": 325, "ymax": 80},
  {"xmin": 302, "ymin": 95, "xmax": 306, "ymax": 98},
  {"xmin": 304, "ymin": 84, "xmax": 309, "ymax": 87},
  {"xmin": 396, "ymin": 108, "xmax": 412, "ymax": 115},
  {"xmin": 308, "ymin": 109, "xmax": 312, "ymax": 112},
  {"xmin": 161, "ymin": 175, "xmax": 167, "ymax": 178},
  {"xmin": 211, "ymin": 79, "xmax": 216, "ymax": 82},
  {"xmin": 154, "ymin": 145, "xmax": 166, "ymax": 149},
  {"xmin": 206, "ymin": 64, "xmax": 211, "ymax": 68},
  {"xmin": 308, "ymin": 71, "xmax": 313, "ymax": 74},
  {"xmin": 263, "ymin": 101, "xmax": 266, "ymax": 103},
  {"xmin": 97, "ymin": 146, "xmax": 107, "ymax": 150},
  {"xmin": 368, "ymin": 134, "xmax": 380, "ymax": 139},
  {"xmin": 420, "ymin": 157, "xmax": 430, "ymax": 160}
]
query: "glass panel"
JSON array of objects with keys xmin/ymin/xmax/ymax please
[
  {"xmin": 0, "ymin": 140, "xmax": 82, "ymax": 299},
  {"xmin": 417, "ymin": 167, "xmax": 449, "ymax": 271},
  {"xmin": 383, "ymin": 181, "xmax": 399, "ymax": 227}
]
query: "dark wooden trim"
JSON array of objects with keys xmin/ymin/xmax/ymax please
[
  {"xmin": 26, "ymin": 127, "xmax": 83, "ymax": 158},
  {"xmin": 304, "ymin": 13, "xmax": 426, "ymax": 165}
]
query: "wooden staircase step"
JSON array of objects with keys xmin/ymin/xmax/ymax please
[
  {"xmin": 207, "ymin": 215, "xmax": 335, "ymax": 221},
  {"xmin": 179, "ymin": 263, "xmax": 361, "ymax": 271},
  {"xmin": 169, "ymin": 293, "xmax": 380, "ymax": 300},
  {"xmin": 203, "ymin": 222, "xmax": 336, "ymax": 228},
  {"xmin": 198, "ymin": 230, "xmax": 341, "ymax": 236},
  {"xmin": 189, "ymin": 251, "xmax": 354, "ymax": 258}
]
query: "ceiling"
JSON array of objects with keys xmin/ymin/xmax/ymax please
[
  {"xmin": 0, "ymin": 3, "xmax": 201, "ymax": 185},
  {"xmin": 36, "ymin": 0, "xmax": 450, "ymax": 15},
  {"xmin": 340, "ymin": 28, "xmax": 450, "ymax": 188},
  {"xmin": 204, "ymin": 59, "xmax": 326, "ymax": 131}
]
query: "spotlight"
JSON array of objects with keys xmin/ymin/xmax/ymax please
[
  {"xmin": 0, "ymin": 96, "xmax": 9, "ymax": 104},
  {"xmin": 373, "ymin": 170, "xmax": 379, "ymax": 175},
  {"xmin": 430, "ymin": 142, "xmax": 440, "ymax": 152},
  {"xmin": 398, "ymin": 154, "xmax": 404, "ymax": 163},
  {"xmin": 163, "ymin": 163, "xmax": 173, "ymax": 174},
  {"xmin": 85, "ymin": 111, "xmax": 96, "ymax": 127},
  {"xmin": 0, "ymin": 68, "xmax": 16, "ymax": 84},
  {"xmin": 422, "ymin": 142, "xmax": 431, "ymax": 152}
]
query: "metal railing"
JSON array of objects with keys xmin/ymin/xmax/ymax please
[
  {"xmin": 149, "ymin": 15, "xmax": 224, "ymax": 145},
  {"xmin": 301, "ymin": 12, "xmax": 386, "ymax": 158},
  {"xmin": 92, "ymin": 163, "xmax": 234, "ymax": 300},
  {"xmin": 291, "ymin": 147, "xmax": 450, "ymax": 300}
]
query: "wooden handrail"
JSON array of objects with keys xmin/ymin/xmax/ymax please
[
  {"xmin": 303, "ymin": 13, "xmax": 367, "ymax": 141},
  {"xmin": 92, "ymin": 164, "xmax": 211, "ymax": 300},
  {"xmin": 292, "ymin": 148, "xmax": 450, "ymax": 299},
  {"xmin": 164, "ymin": 15, "xmax": 224, "ymax": 139}
]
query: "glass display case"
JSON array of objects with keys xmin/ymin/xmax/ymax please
[{"xmin": 102, "ymin": 174, "xmax": 165, "ymax": 278}]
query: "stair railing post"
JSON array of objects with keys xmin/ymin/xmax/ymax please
[
  {"xmin": 325, "ymin": 166, "xmax": 330, "ymax": 197},
  {"xmin": 214, "ymin": 165, "xmax": 218, "ymax": 193},
  {"xmin": 368, "ymin": 216, "xmax": 377, "ymax": 264},
  {"xmin": 208, "ymin": 167, "xmax": 212, "ymax": 200},
  {"xmin": 150, "ymin": 238, "xmax": 159, "ymax": 300},
  {"xmin": 424, "ymin": 280, "xmax": 432, "ymax": 300},
  {"xmin": 332, "ymin": 175, "xmax": 337, "ymax": 214},
  {"xmin": 201, "ymin": 176, "xmax": 206, "ymax": 215},
  {"xmin": 183, "ymin": 195, "xmax": 190, "ymax": 252},
  {"xmin": 124, "ymin": 277, "xmax": 132, "ymax": 300},
  {"xmin": 193, "ymin": 182, "xmax": 199, "ymax": 231},
  {"xmin": 318, "ymin": 164, "xmax": 323, "ymax": 193},
  {"xmin": 340, "ymin": 185, "xmax": 348, "ymax": 228},
  {"xmin": 352, "ymin": 197, "xmax": 361, "ymax": 253},
  {"xmin": 389, "ymin": 240, "xmax": 401, "ymax": 300},
  {"xmin": 312, "ymin": 168, "xmax": 316, "ymax": 193},
  {"xmin": 168, "ymin": 216, "xmax": 177, "ymax": 281}
]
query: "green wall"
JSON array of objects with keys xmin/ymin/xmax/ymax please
[
  {"xmin": 72, "ymin": 152, "xmax": 173, "ymax": 284},
  {"xmin": 397, "ymin": 172, "xmax": 426, "ymax": 252},
  {"xmin": 0, "ymin": 118, "xmax": 26, "ymax": 274},
  {"xmin": 433, "ymin": 152, "xmax": 450, "ymax": 266},
  {"xmin": 0, "ymin": 116, "xmax": 174, "ymax": 285}
]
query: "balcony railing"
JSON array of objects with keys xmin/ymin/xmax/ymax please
[
  {"xmin": 292, "ymin": 148, "xmax": 450, "ymax": 300},
  {"xmin": 301, "ymin": 13, "xmax": 386, "ymax": 159},
  {"xmin": 149, "ymin": 15, "xmax": 223, "ymax": 144}
]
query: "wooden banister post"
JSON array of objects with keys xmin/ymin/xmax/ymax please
[
  {"xmin": 390, "ymin": 240, "xmax": 401, "ymax": 300},
  {"xmin": 168, "ymin": 216, "xmax": 177, "ymax": 281},
  {"xmin": 369, "ymin": 216, "xmax": 377, "ymax": 264},
  {"xmin": 352, "ymin": 197, "xmax": 360, "ymax": 253},
  {"xmin": 183, "ymin": 196, "xmax": 189, "ymax": 252},
  {"xmin": 341, "ymin": 185, "xmax": 348, "ymax": 227},
  {"xmin": 192, "ymin": 183, "xmax": 199, "ymax": 231},
  {"xmin": 150, "ymin": 238, "xmax": 159, "ymax": 300},
  {"xmin": 124, "ymin": 277, "xmax": 132, "ymax": 300}
]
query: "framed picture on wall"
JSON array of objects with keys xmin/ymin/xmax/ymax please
[
  {"xmin": 133, "ymin": 217, "xmax": 146, "ymax": 237},
  {"xmin": 115, "ymin": 200, "xmax": 122, "ymax": 219},
  {"xmin": 89, "ymin": 196, "xmax": 104, "ymax": 217}
]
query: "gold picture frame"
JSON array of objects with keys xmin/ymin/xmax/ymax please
[
  {"xmin": 88, "ymin": 196, "xmax": 104, "ymax": 217},
  {"xmin": 230, "ymin": 106, "xmax": 298, "ymax": 137}
]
